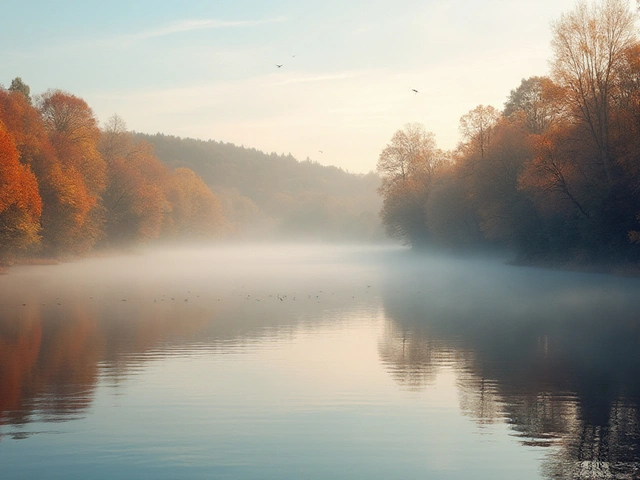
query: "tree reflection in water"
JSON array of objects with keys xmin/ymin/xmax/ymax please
[
  {"xmin": 0, "ymin": 246, "xmax": 382, "ymax": 441},
  {"xmin": 378, "ymin": 256, "xmax": 640, "ymax": 478},
  {"xmin": 0, "ymin": 276, "xmax": 214, "ymax": 439},
  {"xmin": 1, "ymin": 247, "xmax": 640, "ymax": 479}
]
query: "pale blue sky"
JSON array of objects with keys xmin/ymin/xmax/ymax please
[{"xmin": 2, "ymin": 0, "xmax": 606, "ymax": 172}]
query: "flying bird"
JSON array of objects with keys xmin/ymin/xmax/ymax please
[
  {"xmin": 412, "ymin": 89, "xmax": 419, "ymax": 94},
  {"xmin": 276, "ymin": 64, "xmax": 283, "ymax": 68}
]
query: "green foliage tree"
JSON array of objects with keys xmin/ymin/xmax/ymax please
[{"xmin": 8, "ymin": 77, "xmax": 31, "ymax": 105}]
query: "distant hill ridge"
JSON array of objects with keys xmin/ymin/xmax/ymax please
[
  {"xmin": 134, "ymin": 133, "xmax": 378, "ymax": 197},
  {"xmin": 134, "ymin": 133, "xmax": 384, "ymax": 241}
]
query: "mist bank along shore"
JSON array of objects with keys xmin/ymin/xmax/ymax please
[
  {"xmin": 407, "ymin": 242, "xmax": 640, "ymax": 279},
  {"xmin": 507, "ymin": 256, "xmax": 640, "ymax": 279},
  {"xmin": 5, "ymin": 242, "xmax": 640, "ymax": 479},
  {"xmin": 2, "ymin": 241, "xmax": 639, "ymax": 282},
  {"xmin": 0, "ymin": 85, "xmax": 382, "ymax": 270}
]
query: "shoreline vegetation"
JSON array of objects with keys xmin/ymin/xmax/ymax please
[
  {"xmin": 0, "ymin": 85, "xmax": 226, "ymax": 267},
  {"xmin": 1, "ymin": 0, "xmax": 639, "ymax": 277},
  {"xmin": 0, "ymin": 84, "xmax": 382, "ymax": 270},
  {"xmin": 375, "ymin": 0, "xmax": 640, "ymax": 274}
]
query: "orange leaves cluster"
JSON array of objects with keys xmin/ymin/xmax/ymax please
[
  {"xmin": 0, "ymin": 124, "xmax": 41, "ymax": 259},
  {"xmin": 0, "ymin": 83, "xmax": 225, "ymax": 263},
  {"xmin": 100, "ymin": 117, "xmax": 168, "ymax": 244},
  {"xmin": 164, "ymin": 168, "xmax": 225, "ymax": 239},
  {"xmin": 99, "ymin": 116, "xmax": 226, "ymax": 245},
  {"xmin": 39, "ymin": 90, "xmax": 106, "ymax": 195},
  {"xmin": 377, "ymin": 0, "xmax": 640, "ymax": 264}
]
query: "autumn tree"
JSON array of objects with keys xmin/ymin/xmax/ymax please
[
  {"xmin": 616, "ymin": 43, "xmax": 640, "ymax": 180},
  {"xmin": 376, "ymin": 123, "xmax": 446, "ymax": 247},
  {"xmin": 424, "ymin": 167, "xmax": 482, "ymax": 249},
  {"xmin": 458, "ymin": 105, "xmax": 500, "ymax": 160},
  {"xmin": 99, "ymin": 115, "xmax": 169, "ymax": 245},
  {"xmin": 547, "ymin": 0, "xmax": 640, "ymax": 260},
  {"xmin": 520, "ymin": 126, "xmax": 590, "ymax": 219},
  {"xmin": 38, "ymin": 90, "xmax": 106, "ymax": 195},
  {"xmin": 550, "ymin": 0, "xmax": 639, "ymax": 186},
  {"xmin": 377, "ymin": 123, "xmax": 443, "ymax": 191},
  {"xmin": 37, "ymin": 90, "xmax": 107, "ymax": 253},
  {"xmin": 0, "ymin": 123, "xmax": 42, "ymax": 262},
  {"xmin": 0, "ymin": 89, "xmax": 99, "ymax": 257},
  {"xmin": 163, "ymin": 168, "xmax": 225, "ymax": 240},
  {"xmin": 503, "ymin": 77, "xmax": 564, "ymax": 134},
  {"xmin": 468, "ymin": 119, "xmax": 542, "ymax": 252},
  {"xmin": 373, "ymin": 0, "xmax": 640, "ymax": 264},
  {"xmin": 516, "ymin": 120, "xmax": 630, "ymax": 259}
]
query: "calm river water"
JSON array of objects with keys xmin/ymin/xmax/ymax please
[{"xmin": 1, "ymin": 244, "xmax": 640, "ymax": 479}]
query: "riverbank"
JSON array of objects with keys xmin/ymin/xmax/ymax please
[{"xmin": 508, "ymin": 256, "xmax": 640, "ymax": 278}]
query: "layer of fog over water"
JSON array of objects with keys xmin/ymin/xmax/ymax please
[{"xmin": 1, "ymin": 244, "xmax": 640, "ymax": 479}]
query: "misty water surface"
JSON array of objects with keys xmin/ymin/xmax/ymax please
[{"xmin": 1, "ymin": 244, "xmax": 640, "ymax": 479}]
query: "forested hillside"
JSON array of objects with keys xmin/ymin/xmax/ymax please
[{"xmin": 135, "ymin": 133, "xmax": 384, "ymax": 241}]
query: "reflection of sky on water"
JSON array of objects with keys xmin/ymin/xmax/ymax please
[{"xmin": 1, "ymin": 245, "xmax": 639, "ymax": 478}]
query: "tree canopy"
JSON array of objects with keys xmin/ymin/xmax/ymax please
[{"xmin": 375, "ymin": 0, "xmax": 640, "ymax": 268}]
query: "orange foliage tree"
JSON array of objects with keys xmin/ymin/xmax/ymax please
[
  {"xmin": 0, "ymin": 89, "xmax": 99, "ymax": 257},
  {"xmin": 163, "ymin": 168, "xmax": 225, "ymax": 239},
  {"xmin": 99, "ymin": 115, "xmax": 169, "ymax": 245},
  {"xmin": 36, "ymin": 90, "xmax": 107, "ymax": 253},
  {"xmin": 550, "ymin": 0, "xmax": 638, "ymax": 186},
  {"xmin": 458, "ymin": 105, "xmax": 500, "ymax": 160},
  {"xmin": 467, "ymin": 118, "xmax": 541, "ymax": 250},
  {"xmin": 503, "ymin": 76, "xmax": 565, "ymax": 135},
  {"xmin": 0, "ymin": 123, "xmax": 42, "ymax": 262},
  {"xmin": 376, "ymin": 123, "xmax": 446, "ymax": 246},
  {"xmin": 520, "ymin": 125, "xmax": 593, "ymax": 221}
]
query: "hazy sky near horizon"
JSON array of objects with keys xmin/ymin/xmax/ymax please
[{"xmin": 3, "ymin": 0, "xmax": 598, "ymax": 173}]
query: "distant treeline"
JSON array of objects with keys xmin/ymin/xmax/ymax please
[
  {"xmin": 377, "ymin": 0, "xmax": 640, "ymax": 269},
  {"xmin": 0, "ymin": 83, "xmax": 225, "ymax": 264},
  {"xmin": 134, "ymin": 133, "xmax": 384, "ymax": 241}
]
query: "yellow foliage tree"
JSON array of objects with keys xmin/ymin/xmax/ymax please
[{"xmin": 163, "ymin": 168, "xmax": 225, "ymax": 239}]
